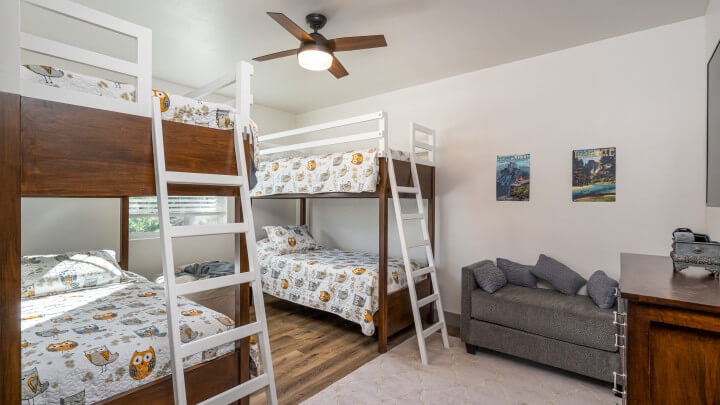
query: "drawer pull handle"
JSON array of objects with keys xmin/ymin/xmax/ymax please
[
  {"xmin": 612, "ymin": 371, "xmax": 627, "ymax": 396},
  {"xmin": 613, "ymin": 311, "xmax": 627, "ymax": 327},
  {"xmin": 615, "ymin": 333, "xmax": 626, "ymax": 349}
]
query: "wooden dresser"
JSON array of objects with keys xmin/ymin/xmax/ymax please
[{"xmin": 620, "ymin": 253, "xmax": 720, "ymax": 405}]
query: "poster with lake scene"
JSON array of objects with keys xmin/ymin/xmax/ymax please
[
  {"xmin": 572, "ymin": 147, "xmax": 616, "ymax": 202},
  {"xmin": 496, "ymin": 154, "xmax": 530, "ymax": 201}
]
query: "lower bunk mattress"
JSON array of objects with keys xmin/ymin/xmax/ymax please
[
  {"xmin": 257, "ymin": 239, "xmax": 419, "ymax": 336},
  {"xmin": 20, "ymin": 275, "xmax": 235, "ymax": 404}
]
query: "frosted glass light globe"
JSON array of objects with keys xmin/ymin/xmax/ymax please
[{"xmin": 298, "ymin": 48, "xmax": 333, "ymax": 71}]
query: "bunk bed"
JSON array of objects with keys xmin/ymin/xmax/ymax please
[
  {"xmin": 250, "ymin": 111, "xmax": 436, "ymax": 353},
  {"xmin": 0, "ymin": 1, "xmax": 257, "ymax": 403}
]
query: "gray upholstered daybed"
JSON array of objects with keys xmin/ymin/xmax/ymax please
[{"xmin": 460, "ymin": 260, "xmax": 621, "ymax": 383}]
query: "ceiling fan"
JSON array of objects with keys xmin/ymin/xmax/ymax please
[{"xmin": 253, "ymin": 12, "xmax": 387, "ymax": 79}]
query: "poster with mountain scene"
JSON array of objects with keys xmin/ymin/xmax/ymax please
[
  {"xmin": 572, "ymin": 147, "xmax": 616, "ymax": 202},
  {"xmin": 496, "ymin": 154, "xmax": 530, "ymax": 201}
]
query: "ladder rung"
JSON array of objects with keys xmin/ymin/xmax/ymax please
[
  {"xmin": 181, "ymin": 321, "xmax": 262, "ymax": 358},
  {"xmin": 175, "ymin": 272, "xmax": 255, "ymax": 296},
  {"xmin": 406, "ymin": 239, "xmax": 431, "ymax": 249},
  {"xmin": 422, "ymin": 321, "xmax": 444, "ymax": 339},
  {"xmin": 412, "ymin": 266, "xmax": 435, "ymax": 278},
  {"xmin": 417, "ymin": 293, "xmax": 439, "ymax": 308},
  {"xmin": 197, "ymin": 374, "xmax": 270, "ymax": 405},
  {"xmin": 165, "ymin": 171, "xmax": 245, "ymax": 187},
  {"xmin": 169, "ymin": 223, "xmax": 249, "ymax": 238},
  {"xmin": 402, "ymin": 213, "xmax": 424, "ymax": 221},
  {"xmin": 396, "ymin": 186, "xmax": 419, "ymax": 194},
  {"xmin": 414, "ymin": 141, "xmax": 433, "ymax": 151}
]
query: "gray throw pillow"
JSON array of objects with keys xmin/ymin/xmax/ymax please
[
  {"xmin": 496, "ymin": 258, "xmax": 537, "ymax": 288},
  {"xmin": 531, "ymin": 254, "xmax": 586, "ymax": 296},
  {"xmin": 471, "ymin": 260, "xmax": 507, "ymax": 293},
  {"xmin": 587, "ymin": 270, "xmax": 619, "ymax": 309}
]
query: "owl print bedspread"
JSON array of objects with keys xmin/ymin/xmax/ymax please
[
  {"xmin": 251, "ymin": 149, "xmax": 381, "ymax": 196},
  {"xmin": 250, "ymin": 148, "xmax": 415, "ymax": 196},
  {"xmin": 20, "ymin": 277, "xmax": 235, "ymax": 404},
  {"xmin": 20, "ymin": 65, "xmax": 237, "ymax": 130},
  {"xmin": 257, "ymin": 239, "xmax": 417, "ymax": 336}
]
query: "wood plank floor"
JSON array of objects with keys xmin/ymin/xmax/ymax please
[{"xmin": 249, "ymin": 295, "xmax": 418, "ymax": 405}]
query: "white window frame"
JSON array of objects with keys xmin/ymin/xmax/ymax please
[{"xmin": 129, "ymin": 196, "xmax": 228, "ymax": 240}]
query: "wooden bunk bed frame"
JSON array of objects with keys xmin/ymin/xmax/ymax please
[
  {"xmin": 2, "ymin": 95, "xmax": 256, "ymax": 404},
  {"xmin": 251, "ymin": 113, "xmax": 436, "ymax": 353},
  {"xmin": 0, "ymin": 1, "xmax": 258, "ymax": 403}
]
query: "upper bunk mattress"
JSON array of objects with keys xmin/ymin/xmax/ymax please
[
  {"xmin": 20, "ymin": 65, "xmax": 237, "ymax": 130},
  {"xmin": 250, "ymin": 148, "xmax": 412, "ymax": 196},
  {"xmin": 21, "ymin": 274, "xmax": 235, "ymax": 404}
]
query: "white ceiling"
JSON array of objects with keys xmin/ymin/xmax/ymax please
[{"xmin": 69, "ymin": 0, "xmax": 708, "ymax": 113}]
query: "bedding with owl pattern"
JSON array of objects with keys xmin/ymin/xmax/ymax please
[
  {"xmin": 20, "ymin": 273, "xmax": 236, "ymax": 404},
  {"xmin": 257, "ymin": 239, "xmax": 418, "ymax": 336},
  {"xmin": 20, "ymin": 65, "xmax": 237, "ymax": 130},
  {"xmin": 250, "ymin": 148, "xmax": 415, "ymax": 196}
]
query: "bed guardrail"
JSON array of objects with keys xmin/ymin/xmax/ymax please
[
  {"xmin": 185, "ymin": 61, "xmax": 255, "ymax": 137},
  {"xmin": 257, "ymin": 111, "xmax": 388, "ymax": 157},
  {"xmin": 3, "ymin": 0, "xmax": 152, "ymax": 116}
]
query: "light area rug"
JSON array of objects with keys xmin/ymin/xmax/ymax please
[{"xmin": 301, "ymin": 335, "xmax": 620, "ymax": 404}]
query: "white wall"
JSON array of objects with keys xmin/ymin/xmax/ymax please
[
  {"xmin": 21, "ymin": 84, "xmax": 297, "ymax": 279},
  {"xmin": 297, "ymin": 18, "xmax": 707, "ymax": 314},
  {"xmin": 706, "ymin": 0, "xmax": 720, "ymax": 235},
  {"xmin": 21, "ymin": 198, "xmax": 121, "ymax": 256}
]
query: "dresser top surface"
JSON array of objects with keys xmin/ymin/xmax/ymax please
[{"xmin": 620, "ymin": 253, "xmax": 720, "ymax": 314}]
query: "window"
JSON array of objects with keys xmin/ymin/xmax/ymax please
[{"xmin": 129, "ymin": 196, "xmax": 228, "ymax": 239}]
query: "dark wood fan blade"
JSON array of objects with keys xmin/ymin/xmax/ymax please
[
  {"xmin": 267, "ymin": 12, "xmax": 313, "ymax": 42},
  {"xmin": 328, "ymin": 35, "xmax": 387, "ymax": 52},
  {"xmin": 328, "ymin": 56, "xmax": 349, "ymax": 79},
  {"xmin": 253, "ymin": 49, "xmax": 297, "ymax": 62}
]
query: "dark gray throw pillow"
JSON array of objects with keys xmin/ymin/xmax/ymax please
[
  {"xmin": 587, "ymin": 270, "xmax": 619, "ymax": 309},
  {"xmin": 496, "ymin": 258, "xmax": 537, "ymax": 288},
  {"xmin": 471, "ymin": 260, "xmax": 507, "ymax": 293},
  {"xmin": 531, "ymin": 254, "xmax": 586, "ymax": 295}
]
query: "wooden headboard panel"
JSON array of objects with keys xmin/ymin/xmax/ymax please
[{"xmin": 21, "ymin": 97, "xmax": 243, "ymax": 197}]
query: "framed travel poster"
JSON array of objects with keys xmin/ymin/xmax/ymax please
[
  {"xmin": 496, "ymin": 154, "xmax": 530, "ymax": 201},
  {"xmin": 572, "ymin": 147, "xmax": 616, "ymax": 202}
]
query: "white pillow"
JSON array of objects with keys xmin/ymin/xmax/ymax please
[{"xmin": 21, "ymin": 250, "xmax": 126, "ymax": 299}]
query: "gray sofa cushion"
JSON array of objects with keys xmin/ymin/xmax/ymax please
[
  {"xmin": 471, "ymin": 260, "xmax": 507, "ymax": 293},
  {"xmin": 496, "ymin": 258, "xmax": 537, "ymax": 288},
  {"xmin": 470, "ymin": 284, "xmax": 617, "ymax": 352},
  {"xmin": 587, "ymin": 270, "xmax": 618, "ymax": 309},
  {"xmin": 532, "ymin": 254, "xmax": 586, "ymax": 295}
]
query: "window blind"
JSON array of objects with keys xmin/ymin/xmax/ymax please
[{"xmin": 129, "ymin": 196, "xmax": 225, "ymax": 217}]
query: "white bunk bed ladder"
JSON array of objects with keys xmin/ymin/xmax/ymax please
[
  {"xmin": 151, "ymin": 97, "xmax": 277, "ymax": 404},
  {"xmin": 387, "ymin": 122, "xmax": 449, "ymax": 366}
]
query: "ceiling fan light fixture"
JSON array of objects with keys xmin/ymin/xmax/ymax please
[{"xmin": 297, "ymin": 42, "xmax": 333, "ymax": 71}]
